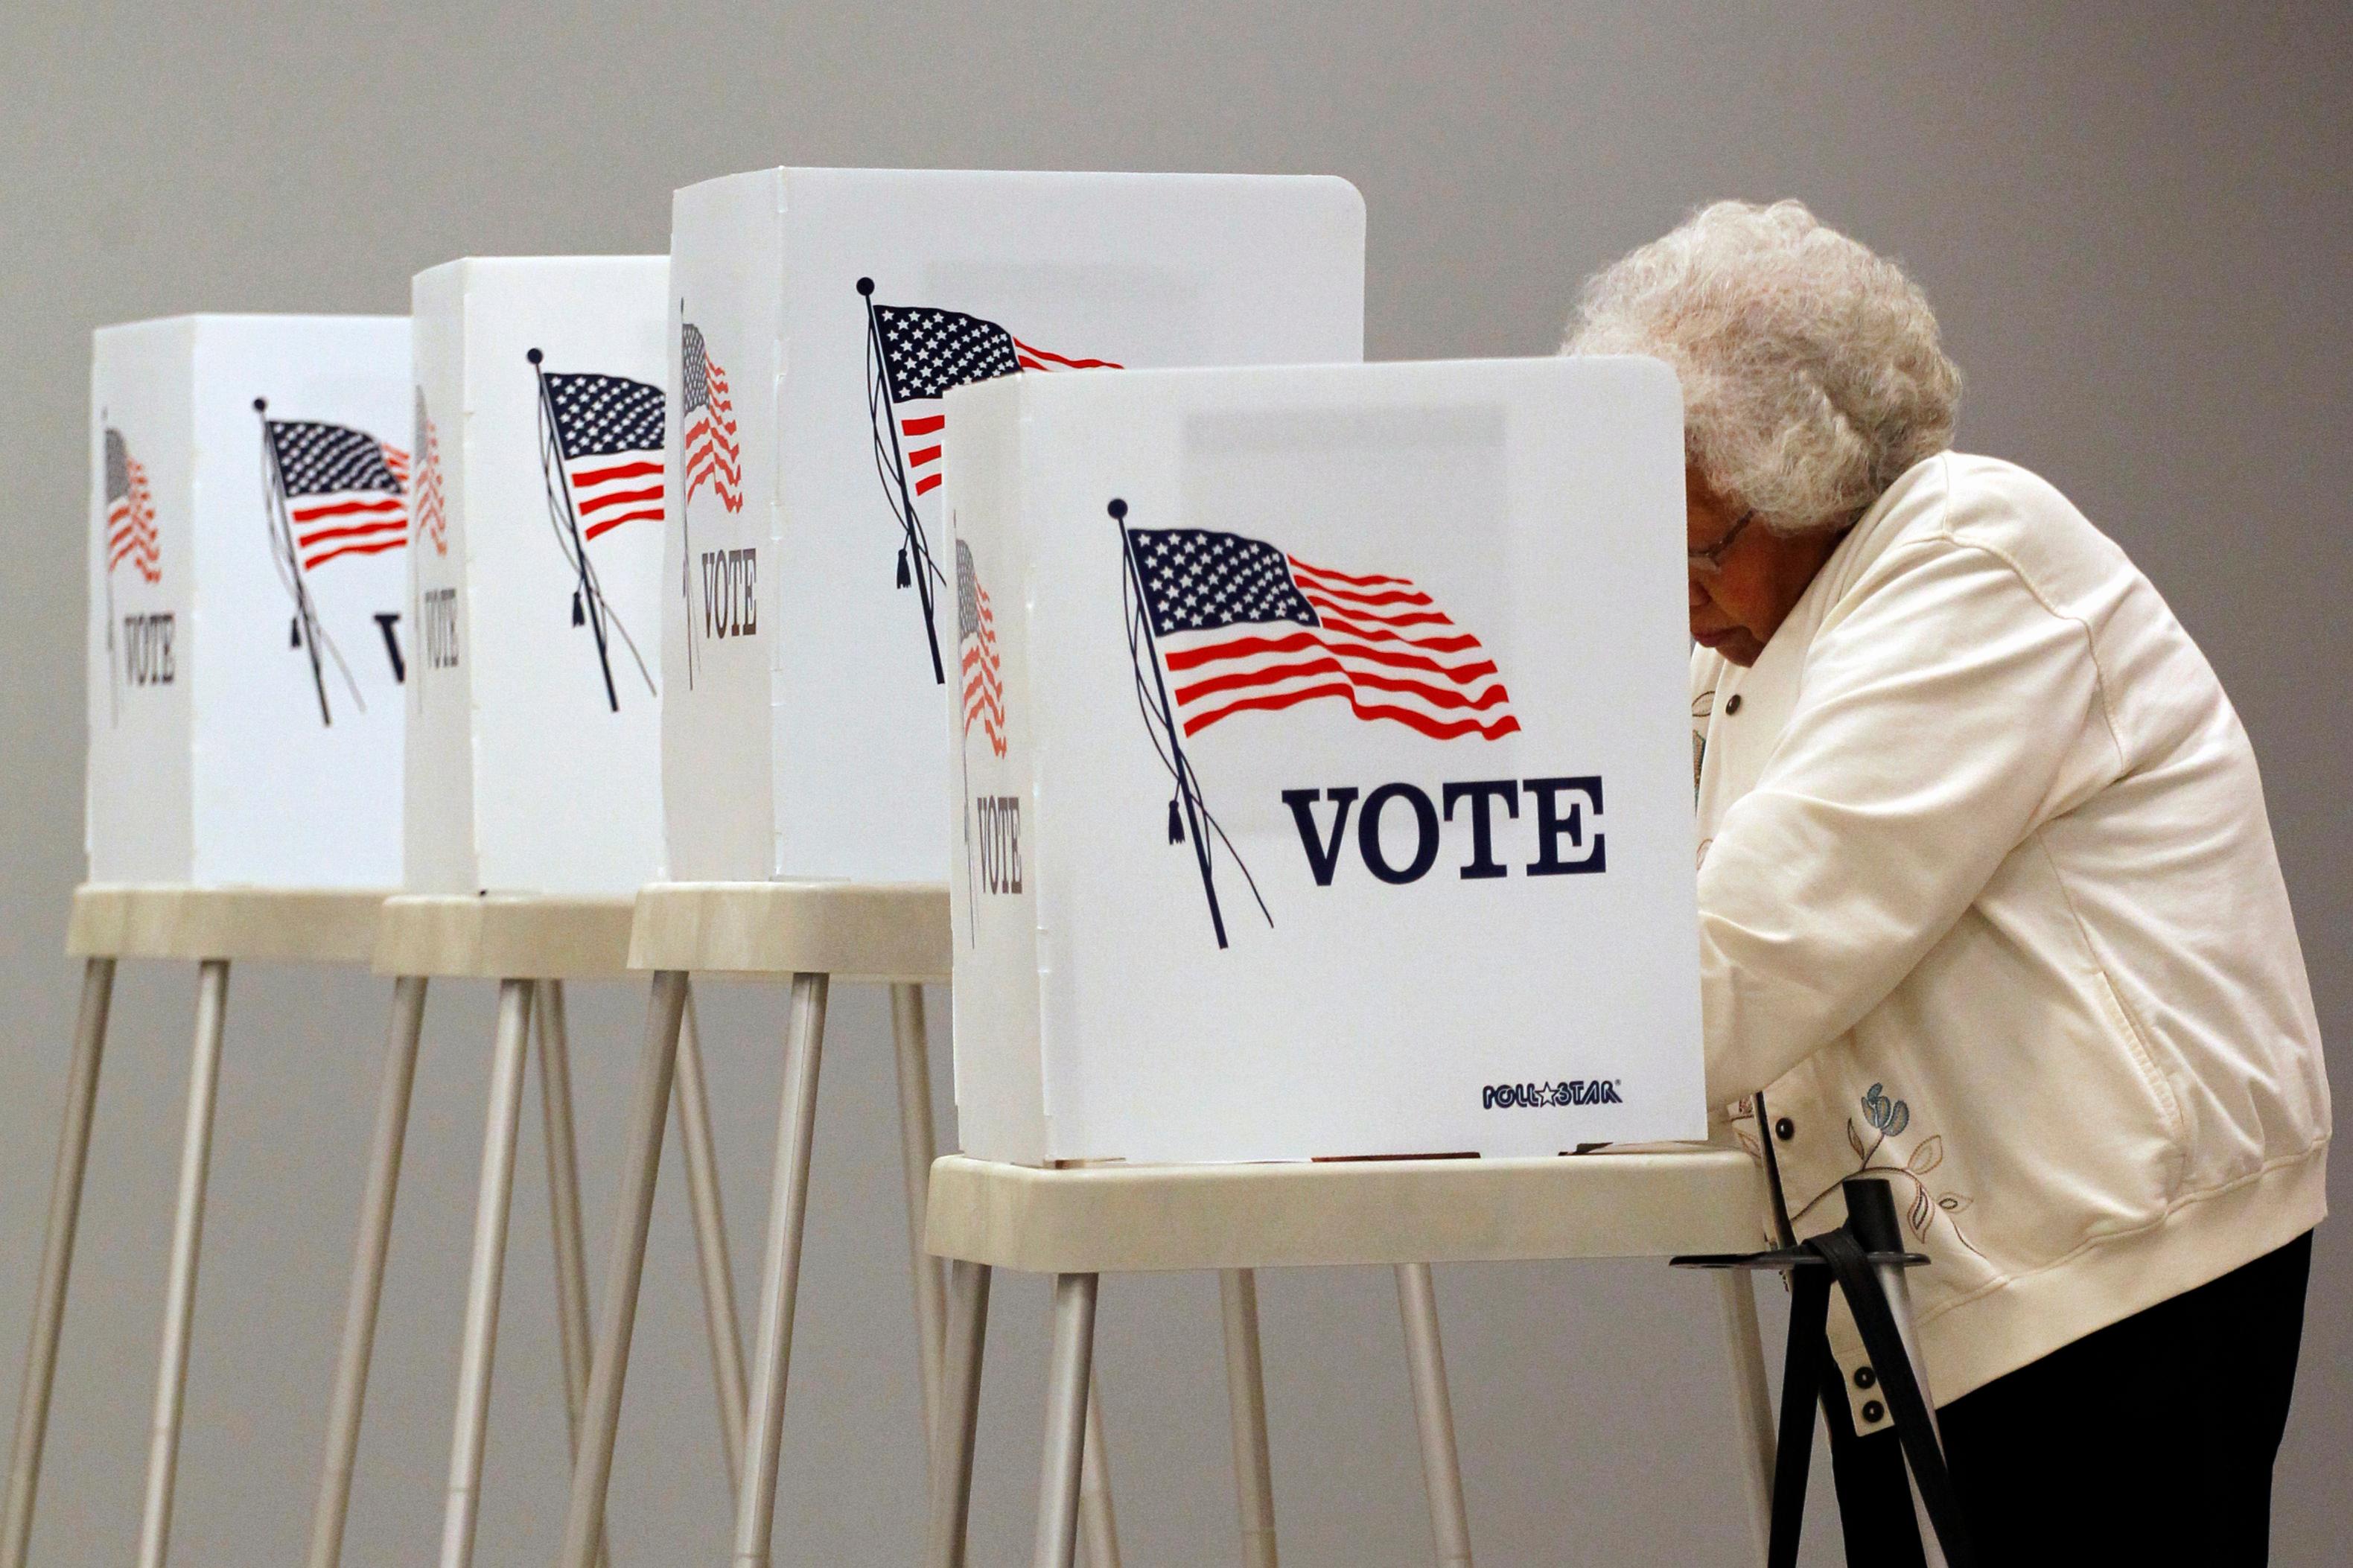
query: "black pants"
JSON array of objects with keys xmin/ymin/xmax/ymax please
[{"xmin": 1829, "ymin": 1229, "xmax": 2314, "ymax": 1567}]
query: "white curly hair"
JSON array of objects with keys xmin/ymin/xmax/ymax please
[{"xmin": 1565, "ymin": 200, "xmax": 1961, "ymax": 535}]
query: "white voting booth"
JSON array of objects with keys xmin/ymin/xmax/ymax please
[
  {"xmin": 546, "ymin": 170, "xmax": 1373, "ymax": 1568},
  {"xmin": 407, "ymin": 255, "xmax": 669, "ymax": 893},
  {"xmin": 13, "ymin": 317, "xmax": 410, "ymax": 1568},
  {"xmin": 920, "ymin": 360, "xmax": 1783, "ymax": 1568},
  {"xmin": 940, "ymin": 357, "xmax": 1705, "ymax": 1165},
  {"xmin": 301, "ymin": 255, "xmax": 755, "ymax": 1568},
  {"xmin": 87, "ymin": 314, "xmax": 410, "ymax": 888},
  {"xmin": 659, "ymin": 167, "xmax": 1366, "ymax": 882}
]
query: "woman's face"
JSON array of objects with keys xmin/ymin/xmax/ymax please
[{"xmin": 1687, "ymin": 468, "xmax": 1844, "ymax": 666}]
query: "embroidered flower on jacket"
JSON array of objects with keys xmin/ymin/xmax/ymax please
[{"xmin": 1824, "ymin": 1083, "xmax": 1982, "ymax": 1258}]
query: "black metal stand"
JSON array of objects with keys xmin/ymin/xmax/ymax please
[{"xmin": 1675, "ymin": 1176, "xmax": 1977, "ymax": 1568}]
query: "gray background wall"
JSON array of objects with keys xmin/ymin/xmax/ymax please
[{"xmin": 2, "ymin": 3, "xmax": 2345, "ymax": 1563}]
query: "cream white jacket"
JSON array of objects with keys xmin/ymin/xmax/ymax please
[{"xmin": 1693, "ymin": 452, "xmax": 2329, "ymax": 1425}]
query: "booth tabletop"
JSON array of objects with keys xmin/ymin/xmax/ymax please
[
  {"xmin": 371, "ymin": 893, "xmax": 636, "ymax": 979},
  {"xmin": 628, "ymin": 880, "xmax": 950, "ymax": 981},
  {"xmin": 924, "ymin": 1148, "xmax": 1768, "ymax": 1274},
  {"xmin": 69, "ymin": 884, "xmax": 389, "ymax": 964}
]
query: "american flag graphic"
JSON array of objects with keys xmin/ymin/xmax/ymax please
[
  {"xmin": 955, "ymin": 539, "xmax": 1005, "ymax": 758},
  {"xmin": 265, "ymin": 419, "xmax": 410, "ymax": 570},
  {"xmin": 104, "ymin": 427, "xmax": 161, "ymax": 584},
  {"xmin": 680, "ymin": 322, "xmax": 741, "ymax": 512},
  {"xmin": 1127, "ymin": 528, "xmax": 1520, "ymax": 742},
  {"xmin": 869, "ymin": 302, "xmax": 1117, "ymax": 498},
  {"xmin": 543, "ymin": 372, "xmax": 665, "ymax": 540},
  {"xmin": 411, "ymin": 389, "xmax": 448, "ymax": 556}
]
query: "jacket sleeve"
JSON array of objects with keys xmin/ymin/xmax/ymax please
[{"xmin": 1697, "ymin": 535, "xmax": 2120, "ymax": 1106}]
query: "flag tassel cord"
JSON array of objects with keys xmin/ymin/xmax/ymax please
[
  {"xmin": 1119, "ymin": 504, "xmax": 1228, "ymax": 949},
  {"xmin": 533, "ymin": 352, "xmax": 622, "ymax": 713},
  {"xmin": 862, "ymin": 284, "xmax": 949, "ymax": 685},
  {"xmin": 256, "ymin": 398, "xmax": 342, "ymax": 726},
  {"xmin": 1116, "ymin": 509, "xmax": 1274, "ymax": 946}
]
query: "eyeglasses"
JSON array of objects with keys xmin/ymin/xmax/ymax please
[{"xmin": 1687, "ymin": 509, "xmax": 1757, "ymax": 573}]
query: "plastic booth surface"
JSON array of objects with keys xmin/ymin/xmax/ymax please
[
  {"xmin": 660, "ymin": 165, "xmax": 1367, "ymax": 886},
  {"xmin": 406, "ymin": 255, "xmax": 672, "ymax": 896},
  {"xmin": 88, "ymin": 313, "xmax": 411, "ymax": 889},
  {"xmin": 939, "ymin": 355, "xmax": 1704, "ymax": 1165}
]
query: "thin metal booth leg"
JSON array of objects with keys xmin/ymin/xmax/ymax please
[
  {"xmin": 134, "ymin": 957, "xmax": 230, "ymax": 1568},
  {"xmin": 1876, "ymin": 1261, "xmax": 1951, "ymax": 1568},
  {"xmin": 436, "ymin": 978, "xmax": 535, "ymax": 1568},
  {"xmin": 1079, "ymin": 1372, "xmax": 1120, "ymax": 1568},
  {"xmin": 889, "ymin": 983, "xmax": 947, "ymax": 1448},
  {"xmin": 730, "ymin": 972, "xmax": 831, "ymax": 1568},
  {"xmin": 1713, "ymin": 1269, "xmax": 1776, "ymax": 1563},
  {"xmin": 925, "ymin": 1259, "xmax": 992, "ymax": 1568},
  {"xmin": 532, "ymin": 981, "xmax": 609, "ymax": 1568},
  {"xmin": 1220, "ymin": 1269, "xmax": 1277, "ymax": 1568},
  {"xmin": 557, "ymin": 970, "xmax": 688, "ymax": 1568},
  {"xmin": 1, "ymin": 954, "xmax": 115, "ymax": 1568},
  {"xmin": 1395, "ymin": 1263, "xmax": 1472, "ymax": 1568},
  {"xmin": 675, "ymin": 982, "xmax": 749, "ymax": 1493},
  {"xmin": 306, "ymin": 974, "xmax": 428, "ymax": 1568},
  {"xmin": 1033, "ymin": 1273, "xmax": 1100, "ymax": 1568}
]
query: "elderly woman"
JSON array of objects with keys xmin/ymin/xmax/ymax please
[{"xmin": 1569, "ymin": 202, "xmax": 2330, "ymax": 1564}]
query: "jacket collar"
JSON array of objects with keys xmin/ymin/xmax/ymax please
[{"xmin": 1695, "ymin": 454, "xmax": 1951, "ymax": 826}]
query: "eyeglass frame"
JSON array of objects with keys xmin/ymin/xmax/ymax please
[{"xmin": 1687, "ymin": 508, "xmax": 1759, "ymax": 573}]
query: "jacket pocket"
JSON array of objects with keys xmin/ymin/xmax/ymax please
[{"xmin": 2091, "ymin": 966, "xmax": 2188, "ymax": 1194}]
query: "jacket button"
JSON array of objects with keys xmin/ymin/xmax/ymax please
[
  {"xmin": 1861, "ymin": 1400, "xmax": 1885, "ymax": 1424},
  {"xmin": 1725, "ymin": 694, "xmax": 1744, "ymax": 715},
  {"xmin": 1854, "ymin": 1366, "xmax": 1876, "ymax": 1390},
  {"xmin": 1773, "ymin": 1117, "xmax": 1795, "ymax": 1141}
]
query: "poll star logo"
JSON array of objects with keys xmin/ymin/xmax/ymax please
[
  {"xmin": 529, "ymin": 348, "xmax": 662, "ymax": 712},
  {"xmin": 255, "ymin": 398, "xmax": 409, "ymax": 726},
  {"xmin": 859, "ymin": 277, "xmax": 1118, "ymax": 687},
  {"xmin": 1112, "ymin": 498, "xmax": 1541, "ymax": 950}
]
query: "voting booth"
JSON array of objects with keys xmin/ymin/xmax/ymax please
[
  {"xmin": 407, "ymin": 256, "xmax": 670, "ymax": 894},
  {"xmin": 660, "ymin": 166, "xmax": 1366, "ymax": 883},
  {"xmin": 940, "ymin": 357, "xmax": 1705, "ymax": 1164},
  {"xmin": 87, "ymin": 314, "xmax": 410, "ymax": 887}
]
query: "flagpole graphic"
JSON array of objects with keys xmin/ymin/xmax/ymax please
[
  {"xmin": 256, "ymin": 399, "xmax": 411, "ymax": 726},
  {"xmin": 678, "ymin": 304, "xmax": 744, "ymax": 692},
  {"xmin": 102, "ymin": 532, "xmax": 118, "ymax": 727},
  {"xmin": 256, "ymin": 398, "xmax": 338, "ymax": 725},
  {"xmin": 98, "ymin": 415, "xmax": 159, "ymax": 727},
  {"xmin": 859, "ymin": 277, "xmax": 949, "ymax": 684},
  {"xmin": 862, "ymin": 279, "xmax": 1120, "ymax": 685},
  {"xmin": 953, "ymin": 535, "xmax": 1008, "ymax": 945},
  {"xmin": 410, "ymin": 388, "xmax": 436, "ymax": 715},
  {"xmin": 1113, "ymin": 499, "xmax": 1275, "ymax": 951},
  {"xmin": 530, "ymin": 348, "xmax": 662, "ymax": 712}
]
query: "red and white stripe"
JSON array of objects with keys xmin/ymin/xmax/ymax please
[
  {"xmin": 1160, "ymin": 555, "xmax": 1520, "ymax": 742},
  {"xmin": 566, "ymin": 451, "xmax": 663, "ymax": 541},
  {"xmin": 683, "ymin": 353, "xmax": 742, "ymax": 511},
  {"xmin": 108, "ymin": 456, "xmax": 161, "ymax": 584},
  {"xmin": 295, "ymin": 444, "xmax": 410, "ymax": 571},
  {"xmin": 961, "ymin": 579, "xmax": 1005, "ymax": 759},
  {"xmin": 413, "ymin": 420, "xmax": 448, "ymax": 556}
]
